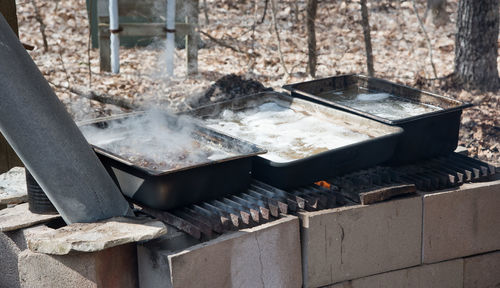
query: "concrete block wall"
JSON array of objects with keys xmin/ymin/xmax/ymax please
[
  {"xmin": 327, "ymin": 250, "xmax": 500, "ymax": 288},
  {"xmin": 300, "ymin": 179, "xmax": 500, "ymax": 288},
  {"xmin": 138, "ymin": 215, "xmax": 302, "ymax": 288},
  {"xmin": 3, "ymin": 179, "xmax": 499, "ymax": 288},
  {"xmin": 299, "ymin": 196, "xmax": 422, "ymax": 287},
  {"xmin": 463, "ymin": 251, "xmax": 500, "ymax": 288},
  {"xmin": 0, "ymin": 231, "xmax": 23, "ymax": 287},
  {"xmin": 1, "ymin": 228, "xmax": 138, "ymax": 288},
  {"xmin": 422, "ymin": 181, "xmax": 500, "ymax": 263},
  {"xmin": 328, "ymin": 258, "xmax": 464, "ymax": 288},
  {"xmin": 17, "ymin": 243, "xmax": 138, "ymax": 288}
]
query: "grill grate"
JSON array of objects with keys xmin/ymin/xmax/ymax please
[
  {"xmin": 328, "ymin": 153, "xmax": 496, "ymax": 203},
  {"xmin": 138, "ymin": 179, "xmax": 341, "ymax": 240},
  {"xmin": 138, "ymin": 153, "xmax": 496, "ymax": 240}
]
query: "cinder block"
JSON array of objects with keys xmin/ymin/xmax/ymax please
[
  {"xmin": 422, "ymin": 180, "xmax": 500, "ymax": 264},
  {"xmin": 138, "ymin": 225, "xmax": 199, "ymax": 288},
  {"xmin": 328, "ymin": 258, "xmax": 463, "ymax": 288},
  {"xmin": 138, "ymin": 215, "xmax": 302, "ymax": 288},
  {"xmin": 464, "ymin": 250, "xmax": 500, "ymax": 288},
  {"xmin": 18, "ymin": 243, "xmax": 138, "ymax": 288},
  {"xmin": 0, "ymin": 231, "xmax": 22, "ymax": 288},
  {"xmin": 299, "ymin": 196, "xmax": 422, "ymax": 288},
  {"xmin": 0, "ymin": 225, "xmax": 48, "ymax": 288}
]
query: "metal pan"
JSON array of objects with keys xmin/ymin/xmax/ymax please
[
  {"xmin": 78, "ymin": 112, "xmax": 265, "ymax": 210},
  {"xmin": 283, "ymin": 74, "xmax": 472, "ymax": 163},
  {"xmin": 187, "ymin": 92, "xmax": 403, "ymax": 189}
]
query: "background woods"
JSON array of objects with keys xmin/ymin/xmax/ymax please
[{"xmin": 1, "ymin": 0, "xmax": 499, "ymax": 167}]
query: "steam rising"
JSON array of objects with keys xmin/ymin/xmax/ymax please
[{"xmin": 79, "ymin": 110, "xmax": 237, "ymax": 172}]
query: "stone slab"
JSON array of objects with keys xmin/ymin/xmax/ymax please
[
  {"xmin": 0, "ymin": 167, "xmax": 27, "ymax": 205},
  {"xmin": 328, "ymin": 258, "xmax": 464, "ymax": 288},
  {"xmin": 138, "ymin": 215, "xmax": 302, "ymax": 288},
  {"xmin": 18, "ymin": 243, "xmax": 138, "ymax": 288},
  {"xmin": 464, "ymin": 250, "xmax": 500, "ymax": 288},
  {"xmin": 299, "ymin": 195, "xmax": 422, "ymax": 288},
  {"xmin": 27, "ymin": 216, "xmax": 167, "ymax": 255},
  {"xmin": 0, "ymin": 203, "xmax": 60, "ymax": 232},
  {"xmin": 422, "ymin": 180, "xmax": 500, "ymax": 264}
]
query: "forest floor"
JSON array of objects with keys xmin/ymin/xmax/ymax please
[{"xmin": 15, "ymin": 0, "xmax": 499, "ymax": 164}]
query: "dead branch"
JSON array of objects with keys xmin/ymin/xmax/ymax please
[
  {"xmin": 202, "ymin": 0, "xmax": 209, "ymax": 25},
  {"xmin": 269, "ymin": 0, "xmax": 290, "ymax": 76},
  {"xmin": 49, "ymin": 81, "xmax": 138, "ymax": 110},
  {"xmin": 360, "ymin": 0, "xmax": 374, "ymax": 76},
  {"xmin": 259, "ymin": 0, "xmax": 269, "ymax": 24},
  {"xmin": 247, "ymin": 0, "xmax": 260, "ymax": 70},
  {"xmin": 87, "ymin": 0, "xmax": 93, "ymax": 88},
  {"xmin": 56, "ymin": 48, "xmax": 72, "ymax": 89},
  {"xmin": 199, "ymin": 30, "xmax": 259, "ymax": 58},
  {"xmin": 30, "ymin": 0, "xmax": 48, "ymax": 52},
  {"xmin": 411, "ymin": 0, "xmax": 438, "ymax": 79}
]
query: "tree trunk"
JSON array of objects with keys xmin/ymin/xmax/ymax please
[
  {"xmin": 306, "ymin": 0, "xmax": 317, "ymax": 77},
  {"xmin": 0, "ymin": 1, "xmax": 22, "ymax": 173},
  {"xmin": 0, "ymin": 0, "xmax": 18, "ymax": 36},
  {"xmin": 360, "ymin": 0, "xmax": 374, "ymax": 76},
  {"xmin": 454, "ymin": 0, "xmax": 499, "ymax": 91}
]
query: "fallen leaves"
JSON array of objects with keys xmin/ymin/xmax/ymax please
[{"xmin": 14, "ymin": 0, "xmax": 498, "ymax": 164}]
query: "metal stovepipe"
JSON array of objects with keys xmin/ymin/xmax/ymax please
[{"xmin": 0, "ymin": 14, "xmax": 133, "ymax": 223}]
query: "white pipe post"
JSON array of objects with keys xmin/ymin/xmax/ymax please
[
  {"xmin": 166, "ymin": 0, "xmax": 176, "ymax": 76},
  {"xmin": 109, "ymin": 0, "xmax": 120, "ymax": 74}
]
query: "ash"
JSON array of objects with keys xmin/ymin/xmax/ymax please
[{"xmin": 196, "ymin": 74, "xmax": 271, "ymax": 107}]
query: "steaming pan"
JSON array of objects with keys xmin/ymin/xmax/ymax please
[
  {"xmin": 78, "ymin": 112, "xmax": 265, "ymax": 210},
  {"xmin": 283, "ymin": 75, "xmax": 472, "ymax": 164},
  {"xmin": 187, "ymin": 92, "xmax": 403, "ymax": 189}
]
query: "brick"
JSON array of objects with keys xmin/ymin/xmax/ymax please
[
  {"xmin": 422, "ymin": 180, "xmax": 500, "ymax": 264},
  {"xmin": 464, "ymin": 251, "xmax": 500, "ymax": 288},
  {"xmin": 299, "ymin": 196, "xmax": 422, "ymax": 288},
  {"xmin": 17, "ymin": 243, "xmax": 137, "ymax": 288},
  {"xmin": 328, "ymin": 258, "xmax": 463, "ymax": 288},
  {"xmin": 138, "ymin": 215, "xmax": 302, "ymax": 288}
]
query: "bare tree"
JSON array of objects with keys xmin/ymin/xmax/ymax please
[
  {"xmin": 360, "ymin": 0, "xmax": 374, "ymax": 76},
  {"xmin": 0, "ymin": 0, "xmax": 18, "ymax": 36},
  {"xmin": 0, "ymin": 0, "xmax": 23, "ymax": 173},
  {"xmin": 412, "ymin": 0, "xmax": 438, "ymax": 79},
  {"xmin": 306, "ymin": 0, "xmax": 317, "ymax": 77},
  {"xmin": 270, "ymin": 0, "xmax": 289, "ymax": 76},
  {"xmin": 454, "ymin": 0, "xmax": 499, "ymax": 91},
  {"xmin": 31, "ymin": 0, "xmax": 49, "ymax": 52}
]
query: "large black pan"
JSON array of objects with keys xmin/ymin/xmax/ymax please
[
  {"xmin": 283, "ymin": 75, "xmax": 472, "ymax": 164},
  {"xmin": 188, "ymin": 92, "xmax": 403, "ymax": 189},
  {"xmin": 78, "ymin": 112, "xmax": 265, "ymax": 210}
]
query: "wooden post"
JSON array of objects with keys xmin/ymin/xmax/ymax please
[
  {"xmin": 98, "ymin": 19, "xmax": 112, "ymax": 72},
  {"xmin": 186, "ymin": 18, "xmax": 198, "ymax": 75},
  {"xmin": 0, "ymin": 0, "xmax": 23, "ymax": 173}
]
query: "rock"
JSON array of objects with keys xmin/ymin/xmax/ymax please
[
  {"xmin": 0, "ymin": 167, "xmax": 28, "ymax": 205},
  {"xmin": 0, "ymin": 203, "xmax": 60, "ymax": 232},
  {"xmin": 28, "ymin": 217, "xmax": 167, "ymax": 255}
]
